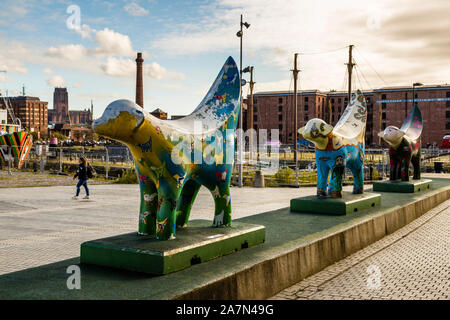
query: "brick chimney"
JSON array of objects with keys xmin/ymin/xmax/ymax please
[{"xmin": 135, "ymin": 52, "xmax": 144, "ymax": 108}]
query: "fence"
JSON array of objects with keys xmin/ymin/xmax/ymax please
[{"xmin": 1, "ymin": 144, "xmax": 449, "ymax": 185}]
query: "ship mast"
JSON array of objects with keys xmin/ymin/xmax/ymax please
[{"xmin": 346, "ymin": 45, "xmax": 355, "ymax": 102}]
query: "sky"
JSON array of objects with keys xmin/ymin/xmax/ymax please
[{"xmin": 0, "ymin": 0, "xmax": 449, "ymax": 118}]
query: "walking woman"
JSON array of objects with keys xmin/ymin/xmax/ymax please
[{"xmin": 73, "ymin": 157, "xmax": 92, "ymax": 199}]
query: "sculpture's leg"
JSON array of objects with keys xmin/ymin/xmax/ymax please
[
  {"xmin": 328, "ymin": 162, "xmax": 344, "ymax": 198},
  {"xmin": 317, "ymin": 160, "xmax": 330, "ymax": 197},
  {"xmin": 176, "ymin": 179, "xmax": 201, "ymax": 227},
  {"xmin": 412, "ymin": 149, "xmax": 421, "ymax": 180},
  {"xmin": 137, "ymin": 175, "xmax": 157, "ymax": 235},
  {"xmin": 348, "ymin": 162, "xmax": 364, "ymax": 194},
  {"xmin": 401, "ymin": 158, "xmax": 410, "ymax": 182},
  {"xmin": 389, "ymin": 157, "xmax": 397, "ymax": 181},
  {"xmin": 211, "ymin": 184, "xmax": 232, "ymax": 227},
  {"xmin": 156, "ymin": 186, "xmax": 180, "ymax": 240}
]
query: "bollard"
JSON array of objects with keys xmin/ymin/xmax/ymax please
[
  {"xmin": 7, "ymin": 145, "xmax": 11, "ymax": 175},
  {"xmin": 105, "ymin": 146, "xmax": 109, "ymax": 179},
  {"xmin": 59, "ymin": 147, "xmax": 63, "ymax": 173}
]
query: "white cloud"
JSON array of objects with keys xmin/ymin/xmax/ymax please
[
  {"xmin": 43, "ymin": 68, "xmax": 53, "ymax": 74},
  {"xmin": 151, "ymin": 0, "xmax": 450, "ymax": 90},
  {"xmin": 48, "ymin": 44, "xmax": 87, "ymax": 61},
  {"xmin": 100, "ymin": 57, "xmax": 134, "ymax": 77},
  {"xmin": 46, "ymin": 74, "xmax": 66, "ymax": 87},
  {"xmin": 100, "ymin": 57, "xmax": 185, "ymax": 80},
  {"xmin": 93, "ymin": 28, "xmax": 135, "ymax": 57},
  {"xmin": 0, "ymin": 41, "xmax": 28, "ymax": 75},
  {"xmin": 124, "ymin": 2, "xmax": 149, "ymax": 16},
  {"xmin": 74, "ymin": 24, "xmax": 95, "ymax": 39}
]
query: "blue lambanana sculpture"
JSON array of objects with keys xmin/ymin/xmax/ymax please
[
  {"xmin": 298, "ymin": 90, "xmax": 367, "ymax": 198},
  {"xmin": 93, "ymin": 57, "xmax": 240, "ymax": 240}
]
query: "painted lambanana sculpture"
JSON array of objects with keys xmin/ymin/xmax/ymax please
[
  {"xmin": 298, "ymin": 90, "xmax": 367, "ymax": 198},
  {"xmin": 93, "ymin": 57, "xmax": 240, "ymax": 240},
  {"xmin": 378, "ymin": 104, "xmax": 422, "ymax": 181}
]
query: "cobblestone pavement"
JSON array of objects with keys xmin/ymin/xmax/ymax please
[
  {"xmin": 0, "ymin": 183, "xmax": 328, "ymax": 275},
  {"xmin": 270, "ymin": 199, "xmax": 450, "ymax": 300}
]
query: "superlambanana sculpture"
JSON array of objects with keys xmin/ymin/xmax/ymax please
[
  {"xmin": 378, "ymin": 104, "xmax": 422, "ymax": 181},
  {"xmin": 299, "ymin": 90, "xmax": 367, "ymax": 198},
  {"xmin": 93, "ymin": 57, "xmax": 240, "ymax": 240}
]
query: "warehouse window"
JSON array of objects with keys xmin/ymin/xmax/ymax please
[
  {"xmin": 279, "ymin": 114, "xmax": 283, "ymax": 121},
  {"xmin": 382, "ymin": 112, "xmax": 386, "ymax": 120},
  {"xmin": 446, "ymin": 92, "xmax": 450, "ymax": 98},
  {"xmin": 446, "ymin": 122, "xmax": 450, "ymax": 130},
  {"xmin": 305, "ymin": 105, "xmax": 308, "ymax": 111},
  {"xmin": 278, "ymin": 105, "xmax": 282, "ymax": 112},
  {"xmin": 279, "ymin": 124, "xmax": 283, "ymax": 130},
  {"xmin": 446, "ymin": 111, "xmax": 450, "ymax": 118},
  {"xmin": 279, "ymin": 97, "xmax": 283, "ymax": 103},
  {"xmin": 304, "ymin": 115, "xmax": 308, "ymax": 121},
  {"xmin": 304, "ymin": 97, "xmax": 308, "ymax": 102},
  {"xmin": 253, "ymin": 115, "xmax": 257, "ymax": 122},
  {"xmin": 382, "ymin": 103, "xmax": 387, "ymax": 110}
]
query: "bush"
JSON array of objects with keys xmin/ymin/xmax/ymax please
[
  {"xmin": 274, "ymin": 167, "xmax": 294, "ymax": 184},
  {"xmin": 114, "ymin": 167, "xmax": 138, "ymax": 184}
]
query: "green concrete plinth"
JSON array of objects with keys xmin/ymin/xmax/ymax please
[
  {"xmin": 290, "ymin": 192, "xmax": 381, "ymax": 215},
  {"xmin": 373, "ymin": 179, "xmax": 432, "ymax": 193},
  {"xmin": 80, "ymin": 220, "xmax": 265, "ymax": 275}
]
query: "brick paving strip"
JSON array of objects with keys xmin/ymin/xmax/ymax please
[{"xmin": 270, "ymin": 199, "xmax": 450, "ymax": 300}]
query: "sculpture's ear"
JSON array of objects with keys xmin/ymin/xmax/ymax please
[
  {"xmin": 298, "ymin": 126, "xmax": 306, "ymax": 135},
  {"xmin": 322, "ymin": 124, "xmax": 333, "ymax": 135},
  {"xmin": 377, "ymin": 131, "xmax": 384, "ymax": 138}
]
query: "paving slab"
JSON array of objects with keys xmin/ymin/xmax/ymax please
[{"xmin": 0, "ymin": 176, "xmax": 449, "ymax": 299}]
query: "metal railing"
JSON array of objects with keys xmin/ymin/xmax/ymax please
[{"xmin": 1, "ymin": 144, "xmax": 448, "ymax": 184}]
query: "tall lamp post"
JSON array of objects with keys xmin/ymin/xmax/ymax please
[
  {"xmin": 236, "ymin": 14, "xmax": 250, "ymax": 188},
  {"xmin": 412, "ymin": 82, "xmax": 423, "ymax": 112},
  {"xmin": 243, "ymin": 66, "xmax": 254, "ymax": 162}
]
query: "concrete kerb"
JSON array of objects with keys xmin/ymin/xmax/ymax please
[{"xmin": 174, "ymin": 185, "xmax": 450, "ymax": 300}]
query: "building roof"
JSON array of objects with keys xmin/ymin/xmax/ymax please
[
  {"xmin": 151, "ymin": 108, "xmax": 167, "ymax": 114},
  {"xmin": 8, "ymin": 96, "xmax": 42, "ymax": 101},
  {"xmin": 251, "ymin": 84, "xmax": 450, "ymax": 97}
]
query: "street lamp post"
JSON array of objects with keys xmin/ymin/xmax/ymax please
[
  {"xmin": 236, "ymin": 14, "xmax": 250, "ymax": 188},
  {"xmin": 412, "ymin": 82, "xmax": 423, "ymax": 112}
]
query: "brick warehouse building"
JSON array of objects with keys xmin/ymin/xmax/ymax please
[
  {"xmin": 0, "ymin": 96, "xmax": 48, "ymax": 136},
  {"xmin": 245, "ymin": 84, "xmax": 450, "ymax": 147}
]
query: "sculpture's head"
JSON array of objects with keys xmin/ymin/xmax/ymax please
[
  {"xmin": 378, "ymin": 126, "xmax": 405, "ymax": 148},
  {"xmin": 93, "ymin": 99, "xmax": 145, "ymax": 144},
  {"xmin": 298, "ymin": 118, "xmax": 334, "ymax": 150}
]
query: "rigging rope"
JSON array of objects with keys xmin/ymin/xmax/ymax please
[{"xmin": 354, "ymin": 47, "xmax": 388, "ymax": 86}]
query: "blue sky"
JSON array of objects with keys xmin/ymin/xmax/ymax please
[{"xmin": 1, "ymin": 0, "xmax": 449, "ymax": 118}]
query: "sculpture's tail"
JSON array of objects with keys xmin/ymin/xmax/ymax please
[
  {"xmin": 172, "ymin": 56, "xmax": 241, "ymax": 133},
  {"xmin": 332, "ymin": 89, "xmax": 367, "ymax": 142},
  {"xmin": 400, "ymin": 103, "xmax": 422, "ymax": 141}
]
